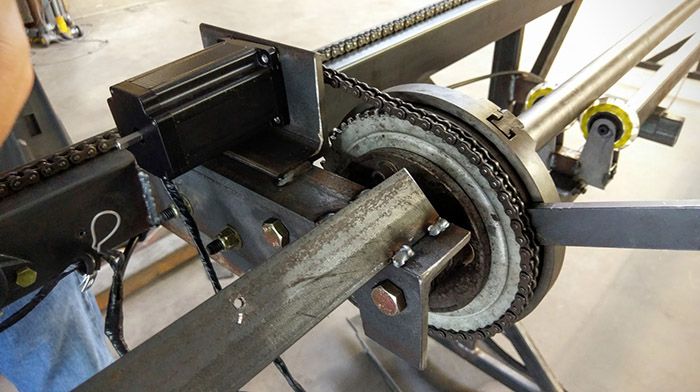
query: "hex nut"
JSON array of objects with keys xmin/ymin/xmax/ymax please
[
  {"xmin": 15, "ymin": 267, "xmax": 37, "ymax": 288},
  {"xmin": 262, "ymin": 218, "xmax": 290, "ymax": 248},
  {"xmin": 371, "ymin": 280, "xmax": 406, "ymax": 317}
]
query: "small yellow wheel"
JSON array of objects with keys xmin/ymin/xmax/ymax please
[
  {"xmin": 524, "ymin": 82, "xmax": 556, "ymax": 110},
  {"xmin": 580, "ymin": 97, "xmax": 639, "ymax": 149}
]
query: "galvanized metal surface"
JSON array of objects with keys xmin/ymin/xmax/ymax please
[
  {"xmin": 79, "ymin": 170, "xmax": 438, "ymax": 391},
  {"xmin": 530, "ymin": 201, "xmax": 700, "ymax": 250},
  {"xmin": 382, "ymin": 84, "xmax": 565, "ymax": 317},
  {"xmin": 521, "ymin": 0, "xmax": 700, "ymax": 150},
  {"xmin": 329, "ymin": 111, "xmax": 521, "ymax": 332},
  {"xmin": 354, "ymin": 225, "xmax": 471, "ymax": 369}
]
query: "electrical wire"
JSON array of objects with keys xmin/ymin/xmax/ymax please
[
  {"xmin": 274, "ymin": 357, "xmax": 306, "ymax": 392},
  {"xmin": 0, "ymin": 218, "xmax": 135, "ymax": 336},
  {"xmin": 161, "ymin": 178, "xmax": 305, "ymax": 391},
  {"xmin": 161, "ymin": 178, "xmax": 222, "ymax": 293},
  {"xmin": 447, "ymin": 70, "xmax": 545, "ymax": 89},
  {"xmin": 104, "ymin": 233, "xmax": 145, "ymax": 356}
]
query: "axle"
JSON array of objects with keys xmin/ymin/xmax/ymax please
[{"xmin": 520, "ymin": 0, "xmax": 700, "ymax": 150}]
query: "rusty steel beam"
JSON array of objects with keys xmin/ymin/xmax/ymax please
[{"xmin": 78, "ymin": 169, "xmax": 438, "ymax": 391}]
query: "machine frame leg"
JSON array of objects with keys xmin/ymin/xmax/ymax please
[{"xmin": 434, "ymin": 324, "xmax": 564, "ymax": 392}]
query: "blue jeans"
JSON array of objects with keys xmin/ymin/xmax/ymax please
[{"xmin": 0, "ymin": 272, "xmax": 114, "ymax": 391}]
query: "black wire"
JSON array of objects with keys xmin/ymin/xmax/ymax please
[
  {"xmin": 274, "ymin": 357, "xmax": 306, "ymax": 392},
  {"xmin": 104, "ymin": 234, "xmax": 143, "ymax": 356},
  {"xmin": 161, "ymin": 178, "xmax": 305, "ymax": 391},
  {"xmin": 447, "ymin": 70, "xmax": 545, "ymax": 89},
  {"xmin": 0, "ymin": 264, "xmax": 79, "ymax": 333},
  {"xmin": 162, "ymin": 178, "xmax": 222, "ymax": 293}
]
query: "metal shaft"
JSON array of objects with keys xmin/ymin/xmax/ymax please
[
  {"xmin": 520, "ymin": 0, "xmax": 700, "ymax": 150},
  {"xmin": 628, "ymin": 32, "xmax": 700, "ymax": 123},
  {"xmin": 78, "ymin": 170, "xmax": 438, "ymax": 391}
]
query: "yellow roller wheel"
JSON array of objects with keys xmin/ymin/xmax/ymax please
[
  {"xmin": 56, "ymin": 16, "xmax": 70, "ymax": 35},
  {"xmin": 580, "ymin": 97, "xmax": 639, "ymax": 149},
  {"xmin": 524, "ymin": 82, "xmax": 556, "ymax": 110}
]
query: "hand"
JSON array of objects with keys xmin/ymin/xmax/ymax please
[{"xmin": 0, "ymin": 1, "xmax": 34, "ymax": 145}]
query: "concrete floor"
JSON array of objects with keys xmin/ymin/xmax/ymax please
[{"xmin": 6, "ymin": 0, "xmax": 700, "ymax": 390}]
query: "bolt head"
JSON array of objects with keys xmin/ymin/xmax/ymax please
[
  {"xmin": 262, "ymin": 219, "xmax": 290, "ymax": 248},
  {"xmin": 219, "ymin": 226, "xmax": 242, "ymax": 250},
  {"xmin": 16, "ymin": 267, "xmax": 37, "ymax": 288},
  {"xmin": 371, "ymin": 281, "xmax": 406, "ymax": 316},
  {"xmin": 391, "ymin": 244, "xmax": 415, "ymax": 268},
  {"xmin": 428, "ymin": 218, "xmax": 450, "ymax": 237}
]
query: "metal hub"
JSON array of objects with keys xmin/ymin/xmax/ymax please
[
  {"xmin": 327, "ymin": 113, "xmax": 524, "ymax": 332},
  {"xmin": 337, "ymin": 147, "xmax": 487, "ymax": 312},
  {"xmin": 325, "ymin": 82, "xmax": 564, "ymax": 335}
]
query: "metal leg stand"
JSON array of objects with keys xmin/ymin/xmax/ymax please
[{"xmin": 434, "ymin": 323, "xmax": 564, "ymax": 392}]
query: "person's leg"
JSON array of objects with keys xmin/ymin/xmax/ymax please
[{"xmin": 0, "ymin": 271, "xmax": 114, "ymax": 391}]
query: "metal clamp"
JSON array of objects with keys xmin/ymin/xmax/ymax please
[{"xmin": 353, "ymin": 224, "xmax": 471, "ymax": 369}]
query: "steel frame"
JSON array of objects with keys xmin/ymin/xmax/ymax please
[
  {"xmin": 638, "ymin": 35, "xmax": 700, "ymax": 81},
  {"xmin": 74, "ymin": 0, "xmax": 700, "ymax": 390},
  {"xmin": 435, "ymin": 324, "xmax": 564, "ymax": 392},
  {"xmin": 323, "ymin": 0, "xmax": 572, "ymax": 127},
  {"xmin": 80, "ymin": 170, "xmax": 438, "ymax": 391},
  {"xmin": 80, "ymin": 1, "xmax": 586, "ymax": 389}
]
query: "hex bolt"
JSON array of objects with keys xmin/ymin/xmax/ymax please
[
  {"xmin": 427, "ymin": 217, "xmax": 450, "ymax": 237},
  {"xmin": 206, "ymin": 225, "xmax": 242, "ymax": 256},
  {"xmin": 15, "ymin": 267, "xmax": 37, "ymax": 288},
  {"xmin": 259, "ymin": 52, "xmax": 270, "ymax": 65},
  {"xmin": 391, "ymin": 244, "xmax": 415, "ymax": 268},
  {"xmin": 262, "ymin": 218, "xmax": 290, "ymax": 248},
  {"xmin": 158, "ymin": 204, "xmax": 179, "ymax": 222},
  {"xmin": 371, "ymin": 281, "xmax": 406, "ymax": 317}
]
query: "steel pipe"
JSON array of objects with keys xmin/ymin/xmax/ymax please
[
  {"xmin": 628, "ymin": 32, "xmax": 700, "ymax": 123},
  {"xmin": 520, "ymin": 0, "xmax": 700, "ymax": 150}
]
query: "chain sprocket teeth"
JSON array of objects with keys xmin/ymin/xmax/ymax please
[{"xmin": 326, "ymin": 67, "xmax": 540, "ymax": 341}]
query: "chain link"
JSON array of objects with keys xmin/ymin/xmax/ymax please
[
  {"xmin": 318, "ymin": 0, "xmax": 473, "ymax": 62},
  {"xmin": 0, "ymin": 0, "xmax": 533, "ymax": 344},
  {"xmin": 324, "ymin": 66, "xmax": 541, "ymax": 344},
  {"xmin": 1, "ymin": 0, "xmax": 472, "ymax": 200},
  {"xmin": 0, "ymin": 130, "xmax": 120, "ymax": 201}
]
